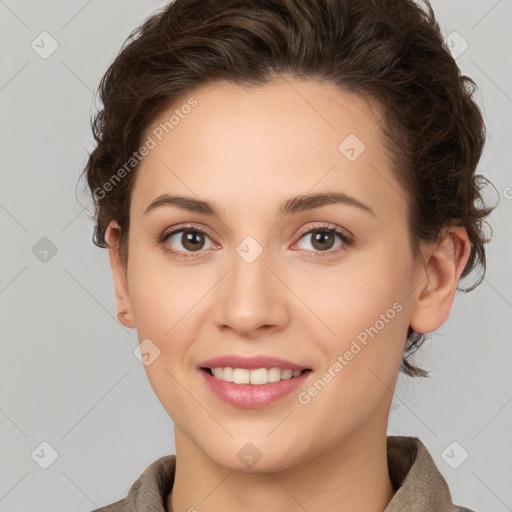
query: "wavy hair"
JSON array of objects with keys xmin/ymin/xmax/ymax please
[{"xmin": 80, "ymin": 0, "xmax": 495, "ymax": 377}]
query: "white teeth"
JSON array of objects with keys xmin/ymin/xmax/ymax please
[{"xmin": 210, "ymin": 367, "xmax": 303, "ymax": 384}]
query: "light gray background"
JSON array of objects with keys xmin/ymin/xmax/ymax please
[{"xmin": 1, "ymin": 1, "xmax": 511, "ymax": 511}]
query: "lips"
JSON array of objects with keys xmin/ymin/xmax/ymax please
[
  {"xmin": 200, "ymin": 365, "xmax": 313, "ymax": 408},
  {"xmin": 198, "ymin": 355, "xmax": 311, "ymax": 372}
]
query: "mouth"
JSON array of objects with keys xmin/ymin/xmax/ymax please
[
  {"xmin": 199, "ymin": 366, "xmax": 313, "ymax": 408},
  {"xmin": 200, "ymin": 366, "xmax": 312, "ymax": 385}
]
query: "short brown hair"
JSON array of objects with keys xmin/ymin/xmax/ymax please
[{"xmin": 80, "ymin": 0, "xmax": 495, "ymax": 378}]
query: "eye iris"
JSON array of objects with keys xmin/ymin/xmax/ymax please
[
  {"xmin": 312, "ymin": 230, "xmax": 334, "ymax": 251},
  {"xmin": 182, "ymin": 231, "xmax": 205, "ymax": 251}
]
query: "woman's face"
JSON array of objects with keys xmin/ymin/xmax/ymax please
[{"xmin": 110, "ymin": 77, "xmax": 428, "ymax": 471}]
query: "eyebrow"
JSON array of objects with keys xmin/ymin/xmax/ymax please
[{"xmin": 143, "ymin": 192, "xmax": 376, "ymax": 219}]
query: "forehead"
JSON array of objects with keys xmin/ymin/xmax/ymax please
[{"xmin": 131, "ymin": 78, "xmax": 407, "ymax": 223}]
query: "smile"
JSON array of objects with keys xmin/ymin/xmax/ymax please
[
  {"xmin": 203, "ymin": 366, "xmax": 309, "ymax": 385},
  {"xmin": 200, "ymin": 367, "xmax": 313, "ymax": 408}
]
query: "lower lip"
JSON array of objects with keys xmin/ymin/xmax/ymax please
[{"xmin": 200, "ymin": 369, "xmax": 312, "ymax": 409}]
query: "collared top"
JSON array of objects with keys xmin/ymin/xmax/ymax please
[{"xmin": 91, "ymin": 436, "xmax": 475, "ymax": 512}]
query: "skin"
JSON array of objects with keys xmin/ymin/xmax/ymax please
[{"xmin": 105, "ymin": 77, "xmax": 470, "ymax": 512}]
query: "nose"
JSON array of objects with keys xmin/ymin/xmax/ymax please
[{"xmin": 213, "ymin": 243, "xmax": 290, "ymax": 338}]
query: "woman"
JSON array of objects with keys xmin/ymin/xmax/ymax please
[{"xmin": 82, "ymin": 0, "xmax": 493, "ymax": 510}]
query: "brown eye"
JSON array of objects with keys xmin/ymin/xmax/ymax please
[
  {"xmin": 162, "ymin": 228, "xmax": 214, "ymax": 255},
  {"xmin": 310, "ymin": 230, "xmax": 336, "ymax": 251},
  {"xmin": 293, "ymin": 225, "xmax": 352, "ymax": 256},
  {"xmin": 180, "ymin": 230, "xmax": 206, "ymax": 251}
]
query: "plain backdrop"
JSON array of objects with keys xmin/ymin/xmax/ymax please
[{"xmin": 1, "ymin": 1, "xmax": 511, "ymax": 511}]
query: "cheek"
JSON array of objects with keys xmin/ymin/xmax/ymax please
[
  {"xmin": 127, "ymin": 244, "xmax": 194, "ymax": 336},
  {"xmin": 310, "ymin": 254, "xmax": 406, "ymax": 326},
  {"xmin": 126, "ymin": 255, "xmax": 196, "ymax": 413},
  {"xmin": 129, "ymin": 274, "xmax": 170, "ymax": 338},
  {"xmin": 126, "ymin": 248, "xmax": 214, "ymax": 383},
  {"xmin": 306, "ymin": 248, "xmax": 411, "ymax": 376},
  {"xmin": 298, "ymin": 269, "xmax": 408, "ymax": 431}
]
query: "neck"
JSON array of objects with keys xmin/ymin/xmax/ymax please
[{"xmin": 168, "ymin": 418, "xmax": 395, "ymax": 512}]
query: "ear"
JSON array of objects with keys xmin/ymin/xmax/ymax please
[
  {"xmin": 105, "ymin": 220, "xmax": 136, "ymax": 329},
  {"xmin": 409, "ymin": 226, "xmax": 472, "ymax": 334}
]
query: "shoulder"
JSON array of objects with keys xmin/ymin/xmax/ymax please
[
  {"xmin": 90, "ymin": 497, "xmax": 127, "ymax": 512},
  {"xmin": 385, "ymin": 436, "xmax": 477, "ymax": 512},
  {"xmin": 89, "ymin": 454, "xmax": 176, "ymax": 512}
]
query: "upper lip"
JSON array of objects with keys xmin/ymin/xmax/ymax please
[{"xmin": 199, "ymin": 355, "xmax": 311, "ymax": 371}]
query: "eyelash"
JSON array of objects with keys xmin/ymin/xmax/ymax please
[{"xmin": 158, "ymin": 223, "xmax": 354, "ymax": 261}]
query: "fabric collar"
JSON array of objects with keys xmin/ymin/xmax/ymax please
[{"xmin": 94, "ymin": 436, "xmax": 474, "ymax": 511}]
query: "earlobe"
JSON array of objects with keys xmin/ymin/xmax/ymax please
[
  {"xmin": 105, "ymin": 220, "xmax": 136, "ymax": 329},
  {"xmin": 409, "ymin": 227, "xmax": 471, "ymax": 334}
]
